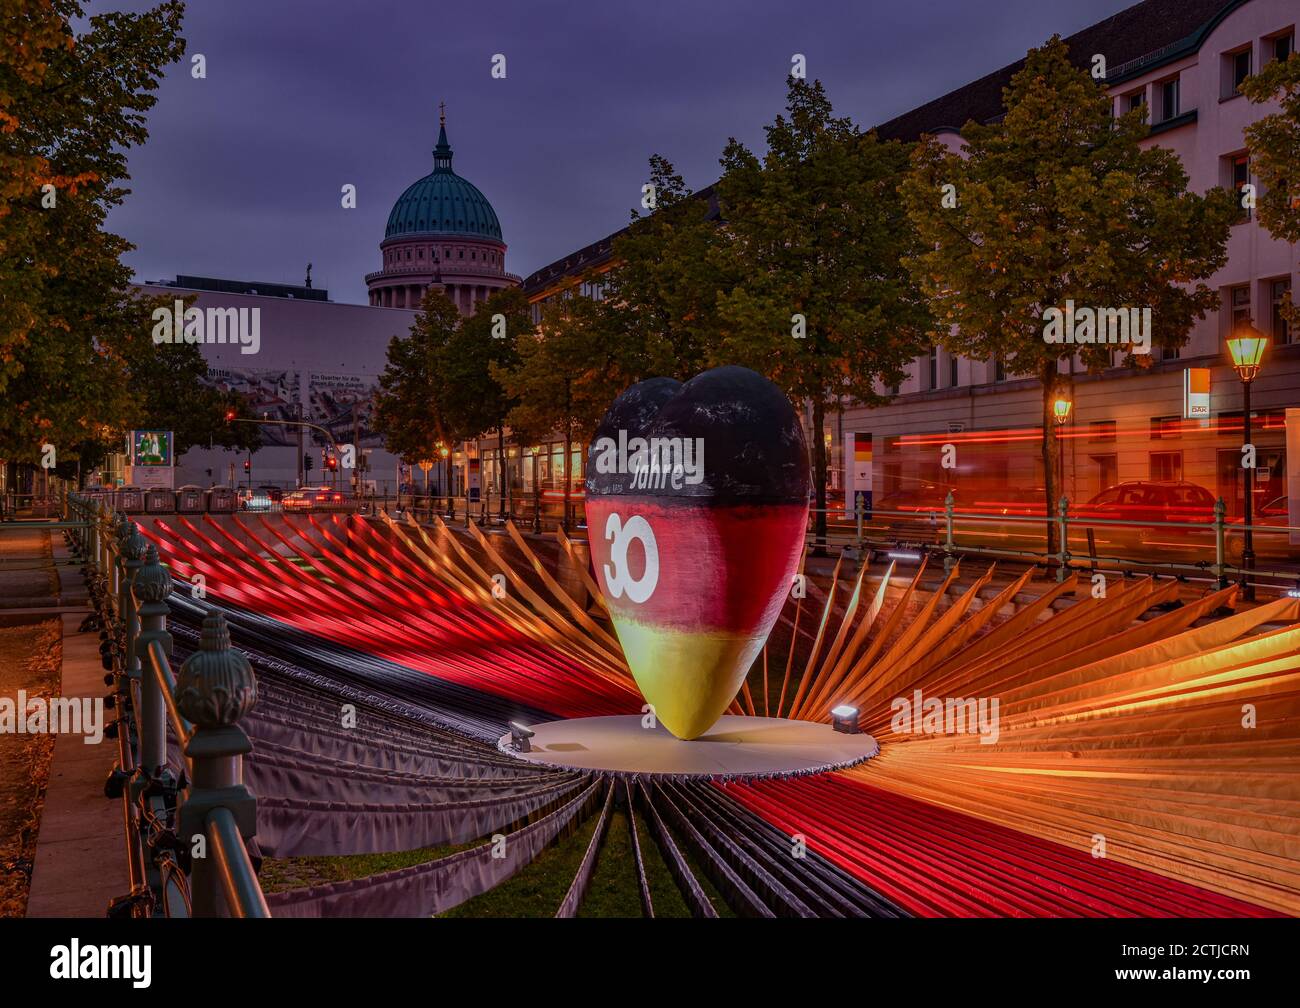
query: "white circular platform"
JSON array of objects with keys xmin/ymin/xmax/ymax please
[{"xmin": 496, "ymin": 715, "xmax": 878, "ymax": 780}]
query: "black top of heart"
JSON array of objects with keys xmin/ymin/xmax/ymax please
[{"xmin": 586, "ymin": 365, "xmax": 810, "ymax": 504}]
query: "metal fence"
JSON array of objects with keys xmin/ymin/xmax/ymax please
[{"xmin": 64, "ymin": 492, "xmax": 269, "ymax": 918}]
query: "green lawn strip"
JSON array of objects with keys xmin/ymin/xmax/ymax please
[
  {"xmin": 623, "ymin": 807, "xmax": 693, "ymax": 919},
  {"xmin": 438, "ymin": 806, "xmax": 603, "ymax": 918},
  {"xmin": 258, "ymin": 839, "xmax": 478, "ymax": 894},
  {"xmin": 574, "ymin": 806, "xmax": 644, "ymax": 918}
]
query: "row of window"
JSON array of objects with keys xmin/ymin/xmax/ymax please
[
  {"xmin": 902, "ymin": 277, "xmax": 1290, "ymax": 394},
  {"xmin": 1117, "ymin": 25, "xmax": 1293, "ymax": 125},
  {"xmin": 383, "ymin": 245, "xmax": 501, "ymax": 267}
]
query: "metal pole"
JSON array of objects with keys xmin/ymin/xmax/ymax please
[
  {"xmin": 1055, "ymin": 496, "xmax": 1071, "ymax": 583},
  {"xmin": 1241, "ymin": 378, "xmax": 1256, "ymax": 602},
  {"xmin": 943, "ymin": 490, "xmax": 955, "ymax": 573},
  {"xmin": 1214, "ymin": 497, "xmax": 1228, "ymax": 589}
]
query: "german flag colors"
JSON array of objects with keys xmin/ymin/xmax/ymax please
[{"xmin": 585, "ymin": 366, "xmax": 810, "ymax": 739}]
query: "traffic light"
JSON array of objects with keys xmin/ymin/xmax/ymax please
[
  {"xmin": 243, "ymin": 460, "xmax": 250, "ymax": 474},
  {"xmin": 224, "ymin": 409, "xmax": 236, "ymax": 423},
  {"xmin": 326, "ymin": 455, "xmax": 338, "ymax": 472}
]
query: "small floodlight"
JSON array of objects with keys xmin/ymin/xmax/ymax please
[
  {"xmin": 509, "ymin": 721, "xmax": 536, "ymax": 753},
  {"xmin": 831, "ymin": 705, "xmax": 861, "ymax": 735}
]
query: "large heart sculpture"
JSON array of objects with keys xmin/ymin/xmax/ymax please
[{"xmin": 585, "ymin": 366, "xmax": 810, "ymax": 740}]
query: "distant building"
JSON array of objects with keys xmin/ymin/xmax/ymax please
[
  {"xmin": 366, "ymin": 109, "xmax": 520, "ymax": 313},
  {"xmin": 135, "ymin": 275, "xmax": 419, "ymax": 492}
]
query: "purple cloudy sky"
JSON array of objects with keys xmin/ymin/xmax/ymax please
[{"xmin": 100, "ymin": 0, "xmax": 1140, "ymax": 305}]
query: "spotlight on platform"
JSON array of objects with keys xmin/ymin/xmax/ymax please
[
  {"xmin": 508, "ymin": 721, "xmax": 536, "ymax": 753},
  {"xmin": 831, "ymin": 705, "xmax": 861, "ymax": 735}
]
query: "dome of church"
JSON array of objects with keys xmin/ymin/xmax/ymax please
[{"xmin": 383, "ymin": 121, "xmax": 502, "ymax": 241}]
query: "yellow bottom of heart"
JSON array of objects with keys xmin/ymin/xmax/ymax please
[{"xmin": 611, "ymin": 618, "xmax": 766, "ymax": 740}]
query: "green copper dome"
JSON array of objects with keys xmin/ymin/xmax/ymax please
[{"xmin": 384, "ymin": 120, "xmax": 503, "ymax": 242}]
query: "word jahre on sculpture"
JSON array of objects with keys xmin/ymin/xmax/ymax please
[{"xmin": 590, "ymin": 428, "xmax": 705, "ymax": 489}]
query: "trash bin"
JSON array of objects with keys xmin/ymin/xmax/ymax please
[
  {"xmin": 176, "ymin": 485, "xmax": 205, "ymax": 513},
  {"xmin": 116, "ymin": 486, "xmax": 145, "ymax": 514},
  {"xmin": 145, "ymin": 489, "xmax": 174, "ymax": 513},
  {"xmin": 206, "ymin": 487, "xmax": 236, "ymax": 513}
]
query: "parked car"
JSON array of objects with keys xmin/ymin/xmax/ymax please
[
  {"xmin": 256, "ymin": 484, "xmax": 283, "ymax": 503},
  {"xmin": 1072, "ymin": 480, "xmax": 1219, "ymax": 560},
  {"xmin": 283, "ymin": 486, "xmax": 355, "ymax": 512},
  {"xmin": 237, "ymin": 487, "xmax": 274, "ymax": 512}
]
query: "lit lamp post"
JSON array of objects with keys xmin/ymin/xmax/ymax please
[
  {"xmin": 438, "ymin": 443, "xmax": 450, "ymax": 515},
  {"xmin": 1227, "ymin": 325, "xmax": 1268, "ymax": 601},
  {"xmin": 1052, "ymin": 396, "xmax": 1072, "ymax": 508}
]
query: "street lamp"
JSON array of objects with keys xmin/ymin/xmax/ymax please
[
  {"xmin": 1052, "ymin": 396, "xmax": 1072, "ymax": 514},
  {"xmin": 1227, "ymin": 324, "xmax": 1268, "ymax": 601}
]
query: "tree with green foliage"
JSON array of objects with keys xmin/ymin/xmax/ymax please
[
  {"xmin": 443, "ymin": 287, "xmax": 528, "ymax": 515},
  {"xmin": 495, "ymin": 294, "xmax": 631, "ymax": 529},
  {"xmin": 1243, "ymin": 50, "xmax": 1300, "ymax": 328},
  {"xmin": 0, "ymin": 0, "xmax": 211, "ymax": 474},
  {"xmin": 599, "ymin": 155, "xmax": 726, "ymax": 380},
  {"xmin": 900, "ymin": 36, "xmax": 1237, "ymax": 549},
  {"xmin": 712, "ymin": 77, "xmax": 934, "ymax": 545},
  {"xmin": 374, "ymin": 289, "xmax": 463, "ymax": 471}
]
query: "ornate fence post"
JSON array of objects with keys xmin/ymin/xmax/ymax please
[
  {"xmin": 132, "ymin": 544, "xmax": 173, "ymax": 792},
  {"xmin": 175, "ymin": 610, "xmax": 258, "ymax": 917}
]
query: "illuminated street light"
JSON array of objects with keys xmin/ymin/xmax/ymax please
[
  {"xmin": 1227, "ymin": 323, "xmax": 1268, "ymax": 601},
  {"xmin": 1052, "ymin": 398, "xmax": 1072, "ymax": 425}
]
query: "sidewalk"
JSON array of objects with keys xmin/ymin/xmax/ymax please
[{"xmin": 23, "ymin": 529, "xmax": 129, "ymax": 917}]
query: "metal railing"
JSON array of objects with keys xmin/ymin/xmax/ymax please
[
  {"xmin": 64, "ymin": 491, "xmax": 269, "ymax": 918},
  {"xmin": 805, "ymin": 492, "xmax": 1300, "ymax": 596}
]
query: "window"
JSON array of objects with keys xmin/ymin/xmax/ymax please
[
  {"xmin": 1149, "ymin": 451, "xmax": 1183, "ymax": 482},
  {"xmin": 994, "ymin": 357, "xmax": 1006, "ymax": 383},
  {"xmin": 1273, "ymin": 31, "xmax": 1294, "ymax": 63},
  {"xmin": 1159, "ymin": 77, "xmax": 1180, "ymax": 120},
  {"xmin": 1222, "ymin": 47, "xmax": 1253, "ymax": 97},
  {"xmin": 927, "ymin": 347, "xmax": 938, "ymax": 390},
  {"xmin": 458, "ymin": 249, "xmax": 464, "ymax": 259},
  {"xmin": 1126, "ymin": 90, "xmax": 1146, "ymax": 114},
  {"xmin": 1150, "ymin": 415, "xmax": 1181, "ymax": 440},
  {"xmin": 1230, "ymin": 284, "xmax": 1252, "ymax": 330},
  {"xmin": 1226, "ymin": 153, "xmax": 1251, "ymax": 221},
  {"xmin": 1272, "ymin": 278, "xmax": 1292, "ymax": 344},
  {"xmin": 1089, "ymin": 420, "xmax": 1117, "ymax": 443},
  {"xmin": 948, "ymin": 353, "xmax": 958, "ymax": 387},
  {"xmin": 417, "ymin": 249, "xmax": 423, "ymax": 259},
  {"xmin": 1091, "ymin": 454, "xmax": 1118, "ymax": 494}
]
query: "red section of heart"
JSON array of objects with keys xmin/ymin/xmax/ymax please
[{"xmin": 585, "ymin": 497, "xmax": 807, "ymax": 634}]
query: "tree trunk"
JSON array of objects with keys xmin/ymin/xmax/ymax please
[
  {"xmin": 1040, "ymin": 362, "xmax": 1059, "ymax": 557},
  {"xmin": 562, "ymin": 426, "xmax": 572, "ymax": 534},
  {"xmin": 812, "ymin": 397, "xmax": 827, "ymax": 554},
  {"xmin": 498, "ymin": 424, "xmax": 507, "ymax": 518},
  {"xmin": 562, "ymin": 378, "xmax": 572, "ymax": 534}
]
